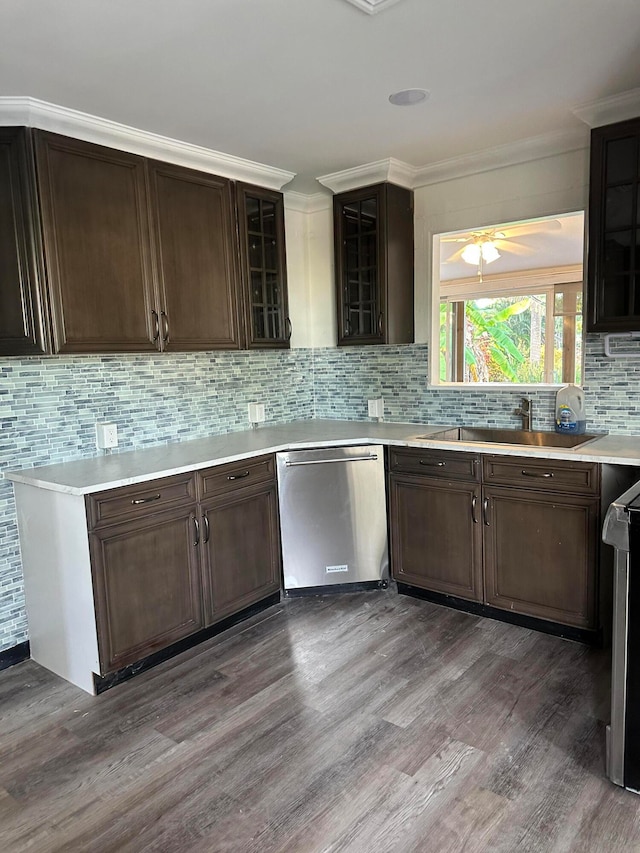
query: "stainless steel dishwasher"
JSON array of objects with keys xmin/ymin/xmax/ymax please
[{"xmin": 276, "ymin": 445, "xmax": 389, "ymax": 592}]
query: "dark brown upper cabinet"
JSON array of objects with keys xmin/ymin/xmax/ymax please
[
  {"xmin": 236, "ymin": 183, "xmax": 290, "ymax": 348},
  {"xmin": 35, "ymin": 131, "xmax": 158, "ymax": 353},
  {"xmin": 0, "ymin": 128, "xmax": 49, "ymax": 356},
  {"xmin": 587, "ymin": 117, "xmax": 640, "ymax": 332},
  {"xmin": 0, "ymin": 129, "xmax": 287, "ymax": 356},
  {"xmin": 147, "ymin": 161, "xmax": 242, "ymax": 351},
  {"xmin": 334, "ymin": 182, "xmax": 414, "ymax": 346}
]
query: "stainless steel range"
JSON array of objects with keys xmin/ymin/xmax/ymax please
[{"xmin": 603, "ymin": 480, "xmax": 640, "ymax": 793}]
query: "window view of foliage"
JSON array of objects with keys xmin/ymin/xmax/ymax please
[{"xmin": 440, "ymin": 292, "xmax": 582, "ymax": 384}]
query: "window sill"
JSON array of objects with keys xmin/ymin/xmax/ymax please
[{"xmin": 427, "ymin": 382, "xmax": 565, "ymax": 392}]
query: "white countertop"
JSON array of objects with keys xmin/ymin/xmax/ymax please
[{"xmin": 6, "ymin": 419, "xmax": 640, "ymax": 495}]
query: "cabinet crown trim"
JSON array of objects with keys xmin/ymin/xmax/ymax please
[
  {"xmin": 317, "ymin": 129, "xmax": 588, "ymax": 193},
  {"xmin": 0, "ymin": 97, "xmax": 295, "ymax": 191},
  {"xmin": 284, "ymin": 191, "xmax": 332, "ymax": 214},
  {"xmin": 572, "ymin": 87, "xmax": 640, "ymax": 129},
  {"xmin": 318, "ymin": 157, "xmax": 415, "ymax": 194}
]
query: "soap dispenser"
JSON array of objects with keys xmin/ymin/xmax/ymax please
[{"xmin": 555, "ymin": 384, "xmax": 586, "ymax": 435}]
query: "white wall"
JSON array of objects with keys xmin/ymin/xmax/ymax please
[
  {"xmin": 306, "ymin": 205, "xmax": 335, "ymax": 348},
  {"xmin": 284, "ymin": 198, "xmax": 335, "ymax": 348},
  {"xmin": 414, "ymin": 148, "xmax": 590, "ymax": 343},
  {"xmin": 283, "ymin": 204, "xmax": 311, "ymax": 348},
  {"xmin": 288, "ymin": 147, "xmax": 590, "ymax": 353}
]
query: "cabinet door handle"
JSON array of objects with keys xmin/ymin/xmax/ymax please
[
  {"xmin": 151, "ymin": 310, "xmax": 160, "ymax": 343},
  {"xmin": 378, "ymin": 312, "xmax": 384, "ymax": 336},
  {"xmin": 285, "ymin": 317, "xmax": 292, "ymax": 341},
  {"xmin": 203, "ymin": 513, "xmax": 210, "ymax": 544},
  {"xmin": 161, "ymin": 311, "xmax": 169, "ymax": 345},
  {"xmin": 227, "ymin": 471, "xmax": 250, "ymax": 481},
  {"xmin": 131, "ymin": 494, "xmax": 161, "ymax": 505},
  {"xmin": 471, "ymin": 494, "xmax": 479, "ymax": 524},
  {"xmin": 192, "ymin": 514, "xmax": 200, "ymax": 546},
  {"xmin": 483, "ymin": 497, "xmax": 490, "ymax": 527},
  {"xmin": 521, "ymin": 470, "xmax": 554, "ymax": 478},
  {"xmin": 419, "ymin": 459, "xmax": 446, "ymax": 467}
]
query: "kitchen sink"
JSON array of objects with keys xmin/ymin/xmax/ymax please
[{"xmin": 414, "ymin": 427, "xmax": 602, "ymax": 449}]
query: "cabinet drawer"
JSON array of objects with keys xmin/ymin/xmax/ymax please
[
  {"xmin": 87, "ymin": 472, "xmax": 197, "ymax": 529},
  {"xmin": 482, "ymin": 455, "xmax": 599, "ymax": 495},
  {"xmin": 389, "ymin": 447, "xmax": 480, "ymax": 481},
  {"xmin": 198, "ymin": 454, "xmax": 276, "ymax": 497}
]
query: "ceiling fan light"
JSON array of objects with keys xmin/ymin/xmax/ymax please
[
  {"xmin": 461, "ymin": 243, "xmax": 481, "ymax": 265},
  {"xmin": 481, "ymin": 241, "xmax": 500, "ymax": 264}
]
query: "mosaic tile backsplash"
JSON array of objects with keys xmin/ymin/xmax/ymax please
[
  {"xmin": 3, "ymin": 333, "xmax": 640, "ymax": 652},
  {"xmin": 314, "ymin": 336, "xmax": 640, "ymax": 432},
  {"xmin": 0, "ymin": 350, "xmax": 313, "ymax": 652}
]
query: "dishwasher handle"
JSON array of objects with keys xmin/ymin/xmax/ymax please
[{"xmin": 284, "ymin": 454, "xmax": 379, "ymax": 467}]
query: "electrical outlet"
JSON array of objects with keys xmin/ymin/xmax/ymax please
[
  {"xmin": 248, "ymin": 402, "xmax": 266, "ymax": 425},
  {"xmin": 368, "ymin": 398, "xmax": 384, "ymax": 419},
  {"xmin": 96, "ymin": 422, "xmax": 118, "ymax": 450}
]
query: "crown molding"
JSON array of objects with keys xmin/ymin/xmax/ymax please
[
  {"xmin": 0, "ymin": 97, "xmax": 295, "ymax": 190},
  {"xmin": 317, "ymin": 130, "xmax": 588, "ymax": 195},
  {"xmin": 572, "ymin": 87, "xmax": 640, "ymax": 128},
  {"xmin": 412, "ymin": 128, "xmax": 589, "ymax": 188},
  {"xmin": 316, "ymin": 157, "xmax": 417, "ymax": 194},
  {"xmin": 342, "ymin": 0, "xmax": 403, "ymax": 14},
  {"xmin": 284, "ymin": 191, "xmax": 332, "ymax": 214}
]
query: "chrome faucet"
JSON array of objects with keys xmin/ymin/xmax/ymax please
[{"xmin": 514, "ymin": 397, "xmax": 533, "ymax": 431}]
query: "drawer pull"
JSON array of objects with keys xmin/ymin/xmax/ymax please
[
  {"xmin": 131, "ymin": 494, "xmax": 161, "ymax": 505},
  {"xmin": 471, "ymin": 494, "xmax": 479, "ymax": 524},
  {"xmin": 419, "ymin": 460, "xmax": 446, "ymax": 467},
  {"xmin": 521, "ymin": 470, "xmax": 554, "ymax": 479},
  {"xmin": 227, "ymin": 471, "xmax": 250, "ymax": 481},
  {"xmin": 161, "ymin": 311, "xmax": 170, "ymax": 345}
]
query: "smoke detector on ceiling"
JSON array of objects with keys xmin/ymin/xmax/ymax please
[{"xmin": 342, "ymin": 0, "xmax": 404, "ymax": 14}]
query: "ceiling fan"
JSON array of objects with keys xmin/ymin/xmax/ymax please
[{"xmin": 441, "ymin": 219, "xmax": 562, "ymax": 270}]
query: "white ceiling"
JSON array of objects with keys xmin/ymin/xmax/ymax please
[{"xmin": 2, "ymin": 0, "xmax": 640, "ymax": 193}]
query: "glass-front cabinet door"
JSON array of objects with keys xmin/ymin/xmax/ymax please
[
  {"xmin": 334, "ymin": 182, "xmax": 414, "ymax": 347},
  {"xmin": 335, "ymin": 185, "xmax": 384, "ymax": 344},
  {"xmin": 587, "ymin": 117, "xmax": 640, "ymax": 332},
  {"xmin": 341, "ymin": 193, "xmax": 380, "ymax": 340},
  {"xmin": 236, "ymin": 183, "xmax": 290, "ymax": 348}
]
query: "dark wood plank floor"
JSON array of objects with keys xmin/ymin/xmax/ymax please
[{"xmin": 1, "ymin": 590, "xmax": 639, "ymax": 852}]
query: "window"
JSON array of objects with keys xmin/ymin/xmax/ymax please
[{"xmin": 432, "ymin": 212, "xmax": 585, "ymax": 387}]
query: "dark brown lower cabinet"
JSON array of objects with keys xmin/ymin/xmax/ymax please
[
  {"xmin": 483, "ymin": 486, "xmax": 598, "ymax": 628},
  {"xmin": 390, "ymin": 475, "xmax": 483, "ymax": 602},
  {"xmin": 390, "ymin": 448, "xmax": 600, "ymax": 631},
  {"xmin": 90, "ymin": 506, "xmax": 203, "ymax": 672},
  {"xmin": 201, "ymin": 480, "xmax": 281, "ymax": 624},
  {"xmin": 87, "ymin": 455, "xmax": 282, "ymax": 675}
]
